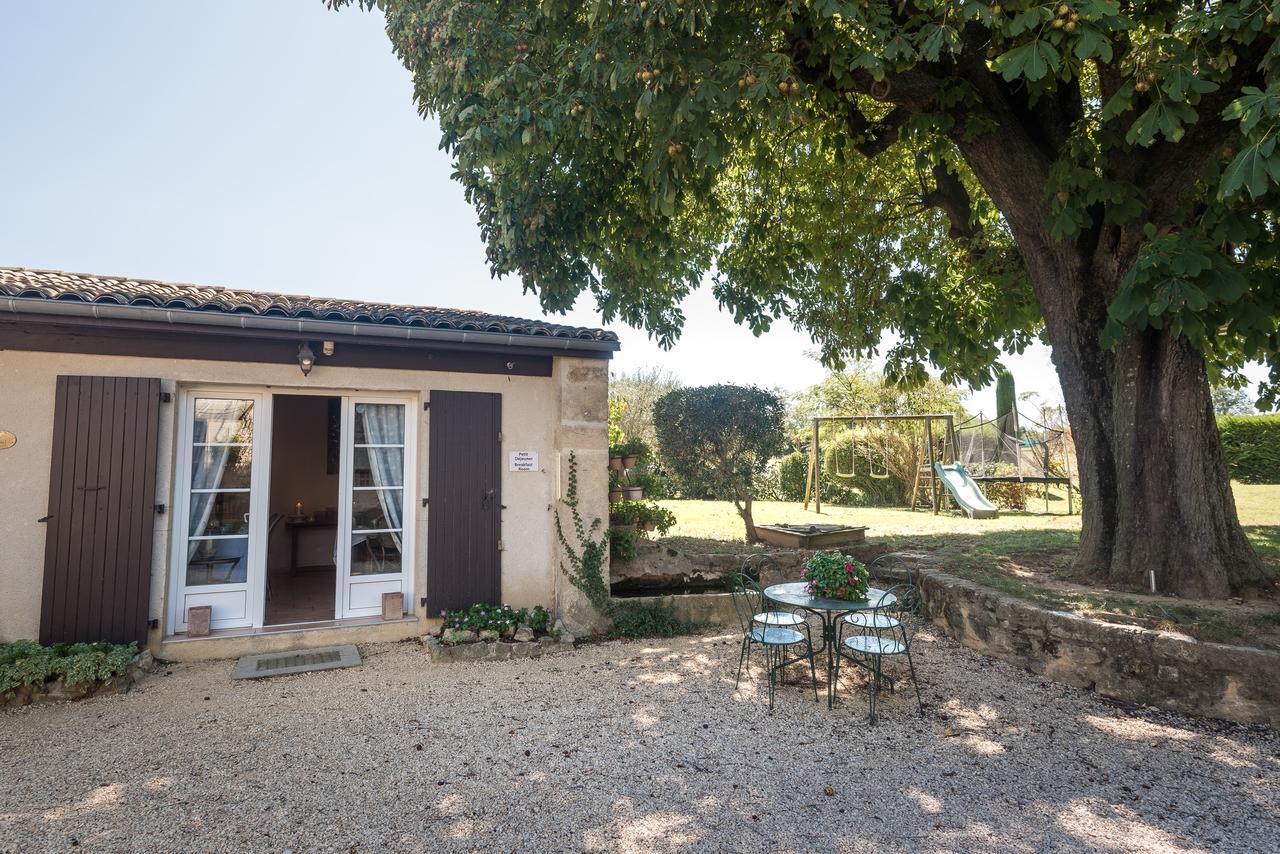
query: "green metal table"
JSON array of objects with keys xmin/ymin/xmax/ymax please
[{"xmin": 763, "ymin": 581, "xmax": 896, "ymax": 709}]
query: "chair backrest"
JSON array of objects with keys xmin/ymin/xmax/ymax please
[
  {"xmin": 868, "ymin": 552, "xmax": 918, "ymax": 588},
  {"xmin": 873, "ymin": 582, "xmax": 923, "ymax": 646},
  {"xmin": 729, "ymin": 573, "xmax": 763, "ymax": 635},
  {"xmin": 737, "ymin": 552, "xmax": 779, "ymax": 584}
]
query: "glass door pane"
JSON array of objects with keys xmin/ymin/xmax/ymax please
[
  {"xmin": 186, "ymin": 399, "xmax": 254, "ymax": 587},
  {"xmin": 349, "ymin": 403, "xmax": 404, "ymax": 577},
  {"xmin": 173, "ymin": 393, "xmax": 265, "ymax": 634},
  {"xmin": 339, "ymin": 400, "xmax": 411, "ymax": 618}
]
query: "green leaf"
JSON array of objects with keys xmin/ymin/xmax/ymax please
[
  {"xmin": 1221, "ymin": 144, "xmax": 1275, "ymax": 199},
  {"xmin": 995, "ymin": 41, "xmax": 1060, "ymax": 83},
  {"xmin": 1072, "ymin": 28, "xmax": 1113, "ymax": 63},
  {"xmin": 1008, "ymin": 9, "xmax": 1046, "ymax": 36},
  {"xmin": 1101, "ymin": 80, "xmax": 1135, "ymax": 121},
  {"xmin": 1223, "ymin": 86, "xmax": 1274, "ymax": 135}
]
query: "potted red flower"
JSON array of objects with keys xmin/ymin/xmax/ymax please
[{"xmin": 800, "ymin": 550, "xmax": 870, "ymax": 601}]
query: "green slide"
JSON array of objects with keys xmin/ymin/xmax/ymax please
[{"xmin": 934, "ymin": 463, "xmax": 1000, "ymax": 519}]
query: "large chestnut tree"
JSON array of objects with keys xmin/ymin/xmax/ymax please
[{"xmin": 334, "ymin": 0, "xmax": 1280, "ymax": 596}]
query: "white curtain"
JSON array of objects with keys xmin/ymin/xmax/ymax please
[
  {"xmin": 186, "ymin": 402, "xmax": 240, "ymax": 560},
  {"xmin": 359, "ymin": 404, "xmax": 404, "ymax": 551}
]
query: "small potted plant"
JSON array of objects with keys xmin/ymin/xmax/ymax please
[
  {"xmin": 800, "ymin": 550, "xmax": 870, "ymax": 601},
  {"xmin": 608, "ymin": 469, "xmax": 624, "ymax": 503},
  {"xmin": 621, "ymin": 437, "xmax": 644, "ymax": 470},
  {"xmin": 623, "ymin": 484, "xmax": 644, "ymax": 500},
  {"xmin": 630, "ymin": 501, "xmax": 675, "ymax": 536},
  {"xmin": 609, "ymin": 443, "xmax": 625, "ymax": 471}
]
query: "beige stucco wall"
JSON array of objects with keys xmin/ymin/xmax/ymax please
[{"xmin": 0, "ymin": 347, "xmax": 609, "ymax": 650}]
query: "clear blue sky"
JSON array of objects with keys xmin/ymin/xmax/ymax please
[{"xmin": 11, "ymin": 0, "xmax": 1231, "ymax": 414}]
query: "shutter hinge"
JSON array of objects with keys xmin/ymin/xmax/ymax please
[
  {"xmin": 154, "ymin": 504, "xmax": 166, "ymax": 515},
  {"xmin": 497, "ymin": 539, "xmax": 504, "ymax": 551},
  {"xmin": 37, "ymin": 514, "xmax": 52, "ymax": 523},
  {"xmin": 160, "ymin": 391, "xmax": 173, "ymax": 403},
  {"xmin": 423, "ymin": 401, "xmax": 430, "ymax": 411},
  {"xmin": 148, "ymin": 618, "xmax": 159, "ymax": 630},
  {"xmin": 421, "ymin": 497, "xmax": 429, "ymax": 507},
  {"xmin": 497, "ymin": 431, "xmax": 503, "ymax": 442}
]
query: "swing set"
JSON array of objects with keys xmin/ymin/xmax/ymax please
[
  {"xmin": 803, "ymin": 414, "xmax": 958, "ymax": 514},
  {"xmin": 831, "ymin": 426, "xmax": 892, "ymax": 480}
]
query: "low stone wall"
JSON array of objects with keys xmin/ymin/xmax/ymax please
[
  {"xmin": 619, "ymin": 592, "xmax": 739, "ymax": 628},
  {"xmin": 916, "ymin": 568, "xmax": 1280, "ymax": 728},
  {"xmin": 609, "ymin": 541, "xmax": 885, "ymax": 595},
  {"xmin": 423, "ymin": 635, "xmax": 577, "ymax": 663}
]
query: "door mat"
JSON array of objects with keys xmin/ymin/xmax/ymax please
[{"xmin": 231, "ymin": 644, "xmax": 362, "ymax": 680}]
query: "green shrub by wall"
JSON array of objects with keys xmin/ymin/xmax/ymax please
[
  {"xmin": 1218, "ymin": 414, "xmax": 1280, "ymax": 484},
  {"xmin": 0, "ymin": 640, "xmax": 137, "ymax": 696}
]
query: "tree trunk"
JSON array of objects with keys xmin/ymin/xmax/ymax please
[
  {"xmin": 1038, "ymin": 270, "xmax": 1263, "ymax": 597},
  {"xmin": 944, "ymin": 81, "xmax": 1263, "ymax": 599},
  {"xmin": 734, "ymin": 489, "xmax": 759, "ymax": 544}
]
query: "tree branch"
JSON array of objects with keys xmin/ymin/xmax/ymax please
[
  {"xmin": 920, "ymin": 164, "xmax": 977, "ymax": 240},
  {"xmin": 846, "ymin": 105, "xmax": 912, "ymax": 157}
]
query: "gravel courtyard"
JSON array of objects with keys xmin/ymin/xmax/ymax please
[{"xmin": 1, "ymin": 628, "xmax": 1277, "ymax": 853}]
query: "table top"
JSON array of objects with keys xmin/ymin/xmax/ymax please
[{"xmin": 763, "ymin": 581, "xmax": 896, "ymax": 613}]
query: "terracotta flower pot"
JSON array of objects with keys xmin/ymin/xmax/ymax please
[
  {"xmin": 609, "ymin": 456, "xmax": 624, "ymax": 471},
  {"xmin": 622, "ymin": 454, "xmax": 640, "ymax": 469},
  {"xmin": 643, "ymin": 521, "xmax": 657, "ymax": 532},
  {"xmin": 623, "ymin": 486, "xmax": 643, "ymax": 500},
  {"xmin": 609, "ymin": 489, "xmax": 624, "ymax": 503}
]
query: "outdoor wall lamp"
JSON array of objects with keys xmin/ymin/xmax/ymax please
[{"xmin": 297, "ymin": 342, "xmax": 316, "ymax": 376}]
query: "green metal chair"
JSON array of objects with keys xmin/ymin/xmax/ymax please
[
  {"xmin": 834, "ymin": 582, "xmax": 924, "ymax": 724},
  {"xmin": 737, "ymin": 553, "xmax": 808, "ymax": 630},
  {"xmin": 842, "ymin": 552, "xmax": 917, "ymax": 633},
  {"xmin": 730, "ymin": 572, "xmax": 819, "ymax": 709}
]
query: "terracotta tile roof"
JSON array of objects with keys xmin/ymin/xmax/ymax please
[{"xmin": 0, "ymin": 267, "xmax": 618, "ymax": 345}]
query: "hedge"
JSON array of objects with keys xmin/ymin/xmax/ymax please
[
  {"xmin": 769, "ymin": 446, "xmax": 907, "ymax": 507},
  {"xmin": 1218, "ymin": 414, "xmax": 1280, "ymax": 484}
]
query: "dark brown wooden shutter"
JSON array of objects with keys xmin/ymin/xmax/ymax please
[
  {"xmin": 39, "ymin": 376, "xmax": 161, "ymax": 646},
  {"xmin": 426, "ymin": 390, "xmax": 502, "ymax": 614}
]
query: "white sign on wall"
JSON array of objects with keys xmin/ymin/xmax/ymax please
[{"xmin": 509, "ymin": 450, "xmax": 539, "ymax": 472}]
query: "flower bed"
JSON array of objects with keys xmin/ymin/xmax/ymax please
[
  {"xmin": 1, "ymin": 640, "xmax": 151, "ymax": 707},
  {"xmin": 425, "ymin": 603, "xmax": 576, "ymax": 663}
]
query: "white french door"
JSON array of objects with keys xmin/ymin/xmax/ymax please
[
  {"xmin": 336, "ymin": 398, "xmax": 414, "ymax": 619},
  {"xmin": 170, "ymin": 389, "xmax": 414, "ymax": 635},
  {"xmin": 170, "ymin": 391, "xmax": 270, "ymax": 632}
]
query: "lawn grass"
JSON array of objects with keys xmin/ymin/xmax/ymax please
[{"xmin": 653, "ymin": 482, "xmax": 1280, "ymax": 647}]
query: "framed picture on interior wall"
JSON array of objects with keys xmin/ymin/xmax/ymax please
[{"xmin": 327, "ymin": 398, "xmax": 341, "ymax": 474}]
